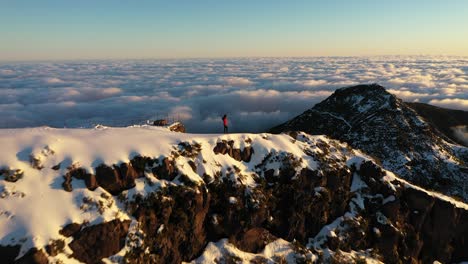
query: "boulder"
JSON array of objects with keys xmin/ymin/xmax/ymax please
[{"xmin": 69, "ymin": 220, "xmax": 131, "ymax": 264}]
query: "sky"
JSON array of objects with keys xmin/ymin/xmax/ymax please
[{"xmin": 1, "ymin": 0, "xmax": 468, "ymax": 60}]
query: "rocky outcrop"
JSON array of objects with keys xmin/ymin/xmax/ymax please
[
  {"xmin": 16, "ymin": 248, "xmax": 48, "ymax": 264},
  {"xmin": 68, "ymin": 219, "xmax": 131, "ymax": 264},
  {"xmin": 348, "ymin": 161, "xmax": 468, "ymax": 263},
  {"xmin": 168, "ymin": 122, "xmax": 186, "ymax": 133},
  {"xmin": 95, "ymin": 163, "xmax": 140, "ymax": 195},
  {"xmin": 62, "ymin": 161, "xmax": 145, "ymax": 195},
  {"xmin": 213, "ymin": 140, "xmax": 254, "ymax": 162},
  {"xmin": 125, "ymin": 185, "xmax": 210, "ymax": 263},
  {"xmin": 0, "ymin": 168, "xmax": 23, "ymax": 182}
]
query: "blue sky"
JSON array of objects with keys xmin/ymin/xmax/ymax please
[{"xmin": 1, "ymin": 0, "xmax": 468, "ymax": 60}]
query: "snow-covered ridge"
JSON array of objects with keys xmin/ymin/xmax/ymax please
[
  {"xmin": 270, "ymin": 84, "xmax": 468, "ymax": 202},
  {"xmin": 1, "ymin": 126, "xmax": 467, "ymax": 263},
  {"xmin": 0, "ymin": 126, "xmax": 320, "ymax": 261}
]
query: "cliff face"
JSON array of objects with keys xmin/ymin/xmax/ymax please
[
  {"xmin": 1, "ymin": 127, "xmax": 467, "ymax": 263},
  {"xmin": 270, "ymin": 84, "xmax": 468, "ymax": 202}
]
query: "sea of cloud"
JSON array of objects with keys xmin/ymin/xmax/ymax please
[{"xmin": 0, "ymin": 56, "xmax": 466, "ymax": 133}]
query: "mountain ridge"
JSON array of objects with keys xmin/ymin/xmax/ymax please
[
  {"xmin": 0, "ymin": 127, "xmax": 467, "ymax": 263},
  {"xmin": 270, "ymin": 84, "xmax": 468, "ymax": 201}
]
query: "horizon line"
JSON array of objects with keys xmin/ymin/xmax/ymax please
[{"xmin": 1, "ymin": 54, "xmax": 468, "ymax": 64}]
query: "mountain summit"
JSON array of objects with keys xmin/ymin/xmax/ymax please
[{"xmin": 270, "ymin": 84, "xmax": 468, "ymax": 200}]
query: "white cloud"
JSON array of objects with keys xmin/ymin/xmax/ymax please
[
  {"xmin": 101, "ymin": 87, "xmax": 122, "ymax": 95},
  {"xmin": 387, "ymin": 89, "xmax": 431, "ymax": 101},
  {"xmin": 295, "ymin": 79, "xmax": 328, "ymax": 87},
  {"xmin": 428, "ymin": 98, "xmax": 468, "ymax": 110},
  {"xmin": 0, "ymin": 69, "xmax": 15, "ymax": 76},
  {"xmin": 221, "ymin": 77, "xmax": 253, "ymax": 86},
  {"xmin": 0, "ymin": 56, "xmax": 466, "ymax": 132},
  {"xmin": 259, "ymin": 73, "xmax": 274, "ymax": 78},
  {"xmin": 44, "ymin": 77, "xmax": 64, "ymax": 84},
  {"xmin": 451, "ymin": 126, "xmax": 468, "ymax": 145},
  {"xmin": 169, "ymin": 106, "xmax": 192, "ymax": 121}
]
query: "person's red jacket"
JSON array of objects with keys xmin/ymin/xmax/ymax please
[{"xmin": 223, "ymin": 117, "xmax": 228, "ymax": 126}]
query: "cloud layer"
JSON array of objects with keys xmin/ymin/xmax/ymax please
[{"xmin": 0, "ymin": 56, "xmax": 467, "ymax": 132}]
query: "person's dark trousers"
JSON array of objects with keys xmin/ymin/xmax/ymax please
[{"xmin": 224, "ymin": 126, "xmax": 228, "ymax": 133}]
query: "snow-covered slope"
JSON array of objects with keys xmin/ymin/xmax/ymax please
[
  {"xmin": 270, "ymin": 84, "xmax": 468, "ymax": 202},
  {"xmin": 1, "ymin": 126, "xmax": 467, "ymax": 263}
]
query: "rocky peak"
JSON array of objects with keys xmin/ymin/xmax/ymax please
[
  {"xmin": 270, "ymin": 84, "xmax": 468, "ymax": 201},
  {"xmin": 314, "ymin": 83, "xmax": 398, "ymax": 118}
]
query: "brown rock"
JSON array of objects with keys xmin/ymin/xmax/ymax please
[
  {"xmin": 29, "ymin": 155, "xmax": 44, "ymax": 170},
  {"xmin": 95, "ymin": 164, "xmax": 122, "ymax": 195},
  {"xmin": 168, "ymin": 122, "xmax": 186, "ymax": 133},
  {"xmin": 213, "ymin": 141, "xmax": 229, "ymax": 155},
  {"xmin": 60, "ymin": 222, "xmax": 82, "ymax": 237},
  {"xmin": 2, "ymin": 169, "xmax": 24, "ymax": 182},
  {"xmin": 152, "ymin": 158, "xmax": 177, "ymax": 181},
  {"xmin": 234, "ymin": 228, "xmax": 277, "ymax": 253},
  {"xmin": 83, "ymin": 173, "xmax": 98, "ymax": 191},
  {"xmin": 117, "ymin": 163, "xmax": 139, "ymax": 189},
  {"xmin": 68, "ymin": 167, "xmax": 98, "ymax": 191},
  {"xmin": 241, "ymin": 146, "xmax": 254, "ymax": 162},
  {"xmin": 231, "ymin": 149, "xmax": 242, "ymax": 161},
  {"xmin": 45, "ymin": 239, "xmax": 65, "ymax": 257},
  {"xmin": 69, "ymin": 219, "xmax": 131, "ymax": 264},
  {"xmin": 16, "ymin": 248, "xmax": 48, "ymax": 264},
  {"xmin": 51, "ymin": 163, "xmax": 61, "ymax": 170},
  {"xmin": 188, "ymin": 160, "xmax": 197, "ymax": 173},
  {"xmin": 62, "ymin": 174, "xmax": 73, "ymax": 192}
]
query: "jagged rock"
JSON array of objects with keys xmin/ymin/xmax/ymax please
[
  {"xmin": 29, "ymin": 155, "xmax": 44, "ymax": 170},
  {"xmin": 95, "ymin": 164, "xmax": 121, "ymax": 195},
  {"xmin": 153, "ymin": 119, "xmax": 168, "ymax": 126},
  {"xmin": 51, "ymin": 163, "xmax": 61, "ymax": 170},
  {"xmin": 353, "ymin": 161, "xmax": 468, "ymax": 263},
  {"xmin": 213, "ymin": 140, "xmax": 254, "ymax": 162},
  {"xmin": 168, "ymin": 122, "xmax": 186, "ymax": 133},
  {"xmin": 69, "ymin": 219, "xmax": 130, "ymax": 263},
  {"xmin": 62, "ymin": 174, "xmax": 73, "ymax": 192},
  {"xmin": 130, "ymin": 155, "xmax": 154, "ymax": 173},
  {"xmin": 213, "ymin": 141, "xmax": 229, "ymax": 155},
  {"xmin": 45, "ymin": 239, "xmax": 65, "ymax": 257},
  {"xmin": 241, "ymin": 146, "xmax": 254, "ymax": 162},
  {"xmin": 231, "ymin": 148, "xmax": 242, "ymax": 161},
  {"xmin": 95, "ymin": 163, "xmax": 140, "ymax": 195},
  {"xmin": 152, "ymin": 157, "xmax": 177, "ymax": 181},
  {"xmin": 16, "ymin": 248, "xmax": 48, "ymax": 264},
  {"xmin": 1, "ymin": 168, "xmax": 24, "ymax": 182},
  {"xmin": 59, "ymin": 222, "xmax": 82, "ymax": 237},
  {"xmin": 68, "ymin": 167, "xmax": 98, "ymax": 191},
  {"xmin": 62, "ymin": 160, "xmax": 147, "ymax": 194},
  {"xmin": 188, "ymin": 160, "xmax": 197, "ymax": 173},
  {"xmin": 116, "ymin": 163, "xmax": 139, "ymax": 189},
  {"xmin": 234, "ymin": 228, "xmax": 277, "ymax": 253},
  {"xmin": 126, "ymin": 185, "xmax": 210, "ymax": 263}
]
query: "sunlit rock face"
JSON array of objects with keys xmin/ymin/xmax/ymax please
[{"xmin": 0, "ymin": 126, "xmax": 467, "ymax": 263}]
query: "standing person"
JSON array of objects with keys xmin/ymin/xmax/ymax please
[{"xmin": 222, "ymin": 114, "xmax": 228, "ymax": 133}]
